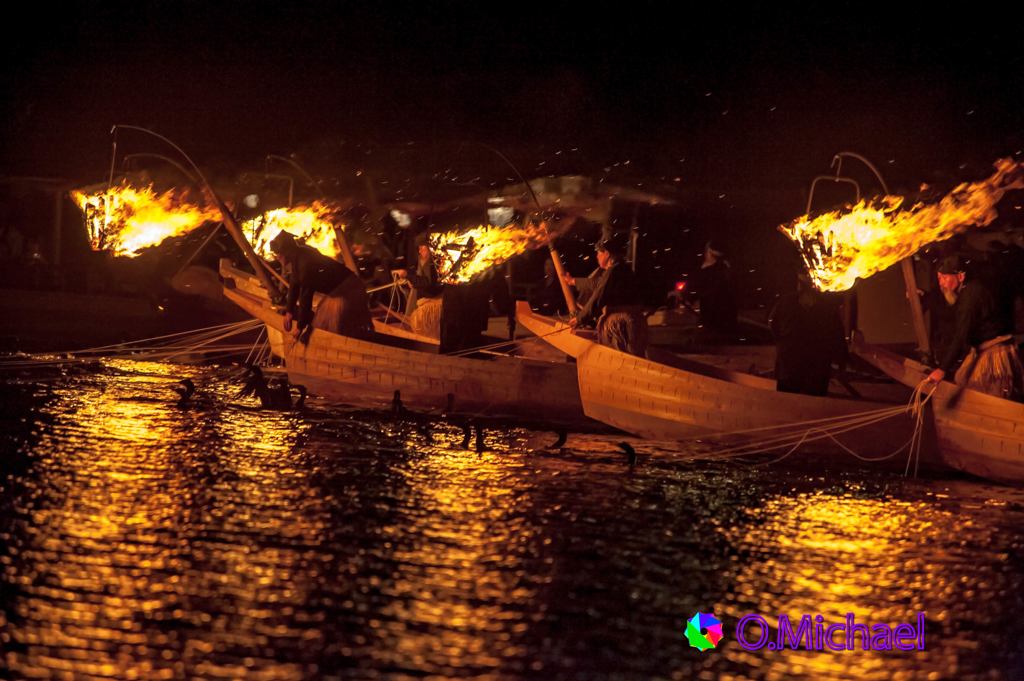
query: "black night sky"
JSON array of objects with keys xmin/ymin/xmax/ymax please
[{"xmin": 3, "ymin": 2, "xmax": 1024, "ymax": 285}]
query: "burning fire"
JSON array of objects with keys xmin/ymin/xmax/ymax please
[
  {"xmin": 431, "ymin": 222, "xmax": 550, "ymax": 284},
  {"xmin": 780, "ymin": 158, "xmax": 1024, "ymax": 292},
  {"xmin": 72, "ymin": 182, "xmax": 219, "ymax": 257},
  {"xmin": 241, "ymin": 201, "xmax": 344, "ymax": 259}
]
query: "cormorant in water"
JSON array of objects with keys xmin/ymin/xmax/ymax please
[
  {"xmin": 475, "ymin": 423, "xmax": 486, "ymax": 452},
  {"xmin": 618, "ymin": 441, "xmax": 638, "ymax": 467},
  {"xmin": 173, "ymin": 379, "xmax": 196, "ymax": 407},
  {"xmin": 391, "ymin": 390, "xmax": 408, "ymax": 415},
  {"xmin": 237, "ymin": 365, "xmax": 307, "ymax": 410}
]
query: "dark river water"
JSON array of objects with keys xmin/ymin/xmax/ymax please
[{"xmin": 2, "ymin": 360, "xmax": 1024, "ymax": 680}]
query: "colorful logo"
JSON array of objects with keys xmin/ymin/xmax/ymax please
[{"xmin": 686, "ymin": 611, "xmax": 724, "ymax": 651}]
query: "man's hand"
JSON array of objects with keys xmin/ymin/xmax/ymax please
[
  {"xmin": 927, "ymin": 368, "xmax": 945, "ymax": 384},
  {"xmin": 561, "ymin": 273, "xmax": 576, "ymax": 287},
  {"xmin": 568, "ymin": 316, "xmax": 580, "ymax": 329},
  {"xmin": 392, "ymin": 269, "xmax": 408, "ymax": 279}
]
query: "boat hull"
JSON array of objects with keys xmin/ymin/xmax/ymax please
[
  {"xmin": 221, "ymin": 267, "xmax": 586, "ymax": 424},
  {"xmin": 853, "ymin": 336, "xmax": 1024, "ymax": 484},
  {"xmin": 517, "ymin": 302, "xmax": 923, "ymax": 467}
]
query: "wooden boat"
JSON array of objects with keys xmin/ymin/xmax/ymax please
[
  {"xmin": 852, "ymin": 335, "xmax": 1024, "ymax": 484},
  {"xmin": 219, "ymin": 260, "xmax": 586, "ymax": 423},
  {"xmin": 517, "ymin": 301, "xmax": 925, "ymax": 467},
  {"xmin": 223, "ymin": 258, "xmax": 437, "ymax": 356}
]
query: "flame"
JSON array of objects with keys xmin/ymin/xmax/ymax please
[
  {"xmin": 71, "ymin": 183, "xmax": 219, "ymax": 257},
  {"xmin": 241, "ymin": 201, "xmax": 344, "ymax": 259},
  {"xmin": 431, "ymin": 222, "xmax": 550, "ymax": 284},
  {"xmin": 780, "ymin": 158, "xmax": 1024, "ymax": 292}
]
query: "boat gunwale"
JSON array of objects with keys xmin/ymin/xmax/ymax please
[{"xmin": 516, "ymin": 301, "xmax": 902, "ymax": 411}]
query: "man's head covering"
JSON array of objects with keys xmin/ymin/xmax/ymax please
[
  {"xmin": 269, "ymin": 230, "xmax": 298, "ymax": 255},
  {"xmin": 937, "ymin": 254, "xmax": 964, "ymax": 275},
  {"xmin": 414, "ymin": 232, "xmax": 431, "ymax": 250},
  {"xmin": 596, "ymin": 231, "xmax": 630, "ymax": 257}
]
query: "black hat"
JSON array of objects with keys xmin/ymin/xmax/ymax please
[
  {"xmin": 596, "ymin": 231, "xmax": 629, "ymax": 256},
  {"xmin": 937, "ymin": 255, "xmax": 964, "ymax": 274},
  {"xmin": 269, "ymin": 230, "xmax": 298, "ymax": 254}
]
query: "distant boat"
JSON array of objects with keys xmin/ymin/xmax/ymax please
[
  {"xmin": 220, "ymin": 260, "xmax": 586, "ymax": 424},
  {"xmin": 516, "ymin": 301, "xmax": 931, "ymax": 472}
]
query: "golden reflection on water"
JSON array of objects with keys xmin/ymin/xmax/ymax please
[
  {"xmin": 368, "ymin": 424, "xmax": 539, "ymax": 673},
  {"xmin": 4, "ymin": 362, "xmax": 1024, "ymax": 680},
  {"xmin": 712, "ymin": 491, "xmax": 999, "ymax": 681},
  {"xmin": 3, "ymin": 361, "xmax": 322, "ymax": 680}
]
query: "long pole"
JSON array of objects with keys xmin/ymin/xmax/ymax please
[
  {"xmin": 547, "ymin": 237, "xmax": 578, "ymax": 315},
  {"xmin": 629, "ymin": 204, "xmax": 640, "ymax": 273},
  {"xmin": 113, "ymin": 125, "xmax": 281, "ymax": 299},
  {"xmin": 469, "ymin": 141, "xmax": 577, "ymax": 314},
  {"xmin": 833, "ymin": 151, "xmax": 929, "ymax": 355},
  {"xmin": 123, "ymin": 153, "xmax": 200, "ymax": 185}
]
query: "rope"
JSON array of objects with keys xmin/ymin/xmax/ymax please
[
  {"xmin": 367, "ymin": 279, "xmax": 404, "ymax": 294},
  {"xmin": 383, "ymin": 281, "xmax": 396, "ymax": 324},
  {"xmin": 666, "ymin": 378, "xmax": 940, "ymax": 476},
  {"xmin": 0, "ymin": 319, "xmax": 258, "ymax": 358},
  {"xmin": 244, "ymin": 326, "xmax": 267, "ymax": 365},
  {"xmin": 443, "ymin": 326, "xmax": 571, "ymax": 357},
  {"xmin": 693, "ymin": 406, "xmax": 909, "ymax": 460},
  {"xmin": 156, "ymin": 323, "xmax": 263, "ymax": 363},
  {"xmin": 379, "ymin": 274, "xmax": 409, "ymax": 325},
  {"xmin": 0, "ymin": 319, "xmax": 263, "ymax": 369}
]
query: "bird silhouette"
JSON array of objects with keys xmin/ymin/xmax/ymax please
[
  {"xmin": 475, "ymin": 423, "xmax": 486, "ymax": 452},
  {"xmin": 172, "ymin": 379, "xmax": 196, "ymax": 407},
  {"xmin": 292, "ymin": 385, "xmax": 308, "ymax": 410},
  {"xmin": 237, "ymin": 365, "xmax": 305, "ymax": 410},
  {"xmin": 391, "ymin": 390, "xmax": 408, "ymax": 415},
  {"xmin": 459, "ymin": 421, "xmax": 473, "ymax": 449},
  {"xmin": 618, "ymin": 441, "xmax": 638, "ymax": 466}
]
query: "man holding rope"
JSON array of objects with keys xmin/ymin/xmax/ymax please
[
  {"xmin": 927, "ymin": 255, "xmax": 1023, "ymax": 400},
  {"xmin": 270, "ymin": 231, "xmax": 372, "ymax": 342}
]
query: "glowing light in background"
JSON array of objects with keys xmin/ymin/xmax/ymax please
[
  {"xmin": 779, "ymin": 158, "xmax": 1024, "ymax": 291},
  {"xmin": 430, "ymin": 222, "xmax": 550, "ymax": 284},
  {"xmin": 71, "ymin": 182, "xmax": 219, "ymax": 257},
  {"xmin": 241, "ymin": 201, "xmax": 346, "ymax": 260}
]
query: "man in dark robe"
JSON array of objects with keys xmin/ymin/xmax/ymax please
[
  {"xmin": 269, "ymin": 231, "xmax": 372, "ymax": 342},
  {"xmin": 563, "ymin": 232, "xmax": 648, "ymax": 356},
  {"xmin": 769, "ymin": 273, "xmax": 847, "ymax": 396},
  {"xmin": 927, "ymin": 256, "xmax": 1023, "ymax": 400},
  {"xmin": 687, "ymin": 239, "xmax": 738, "ymax": 335}
]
